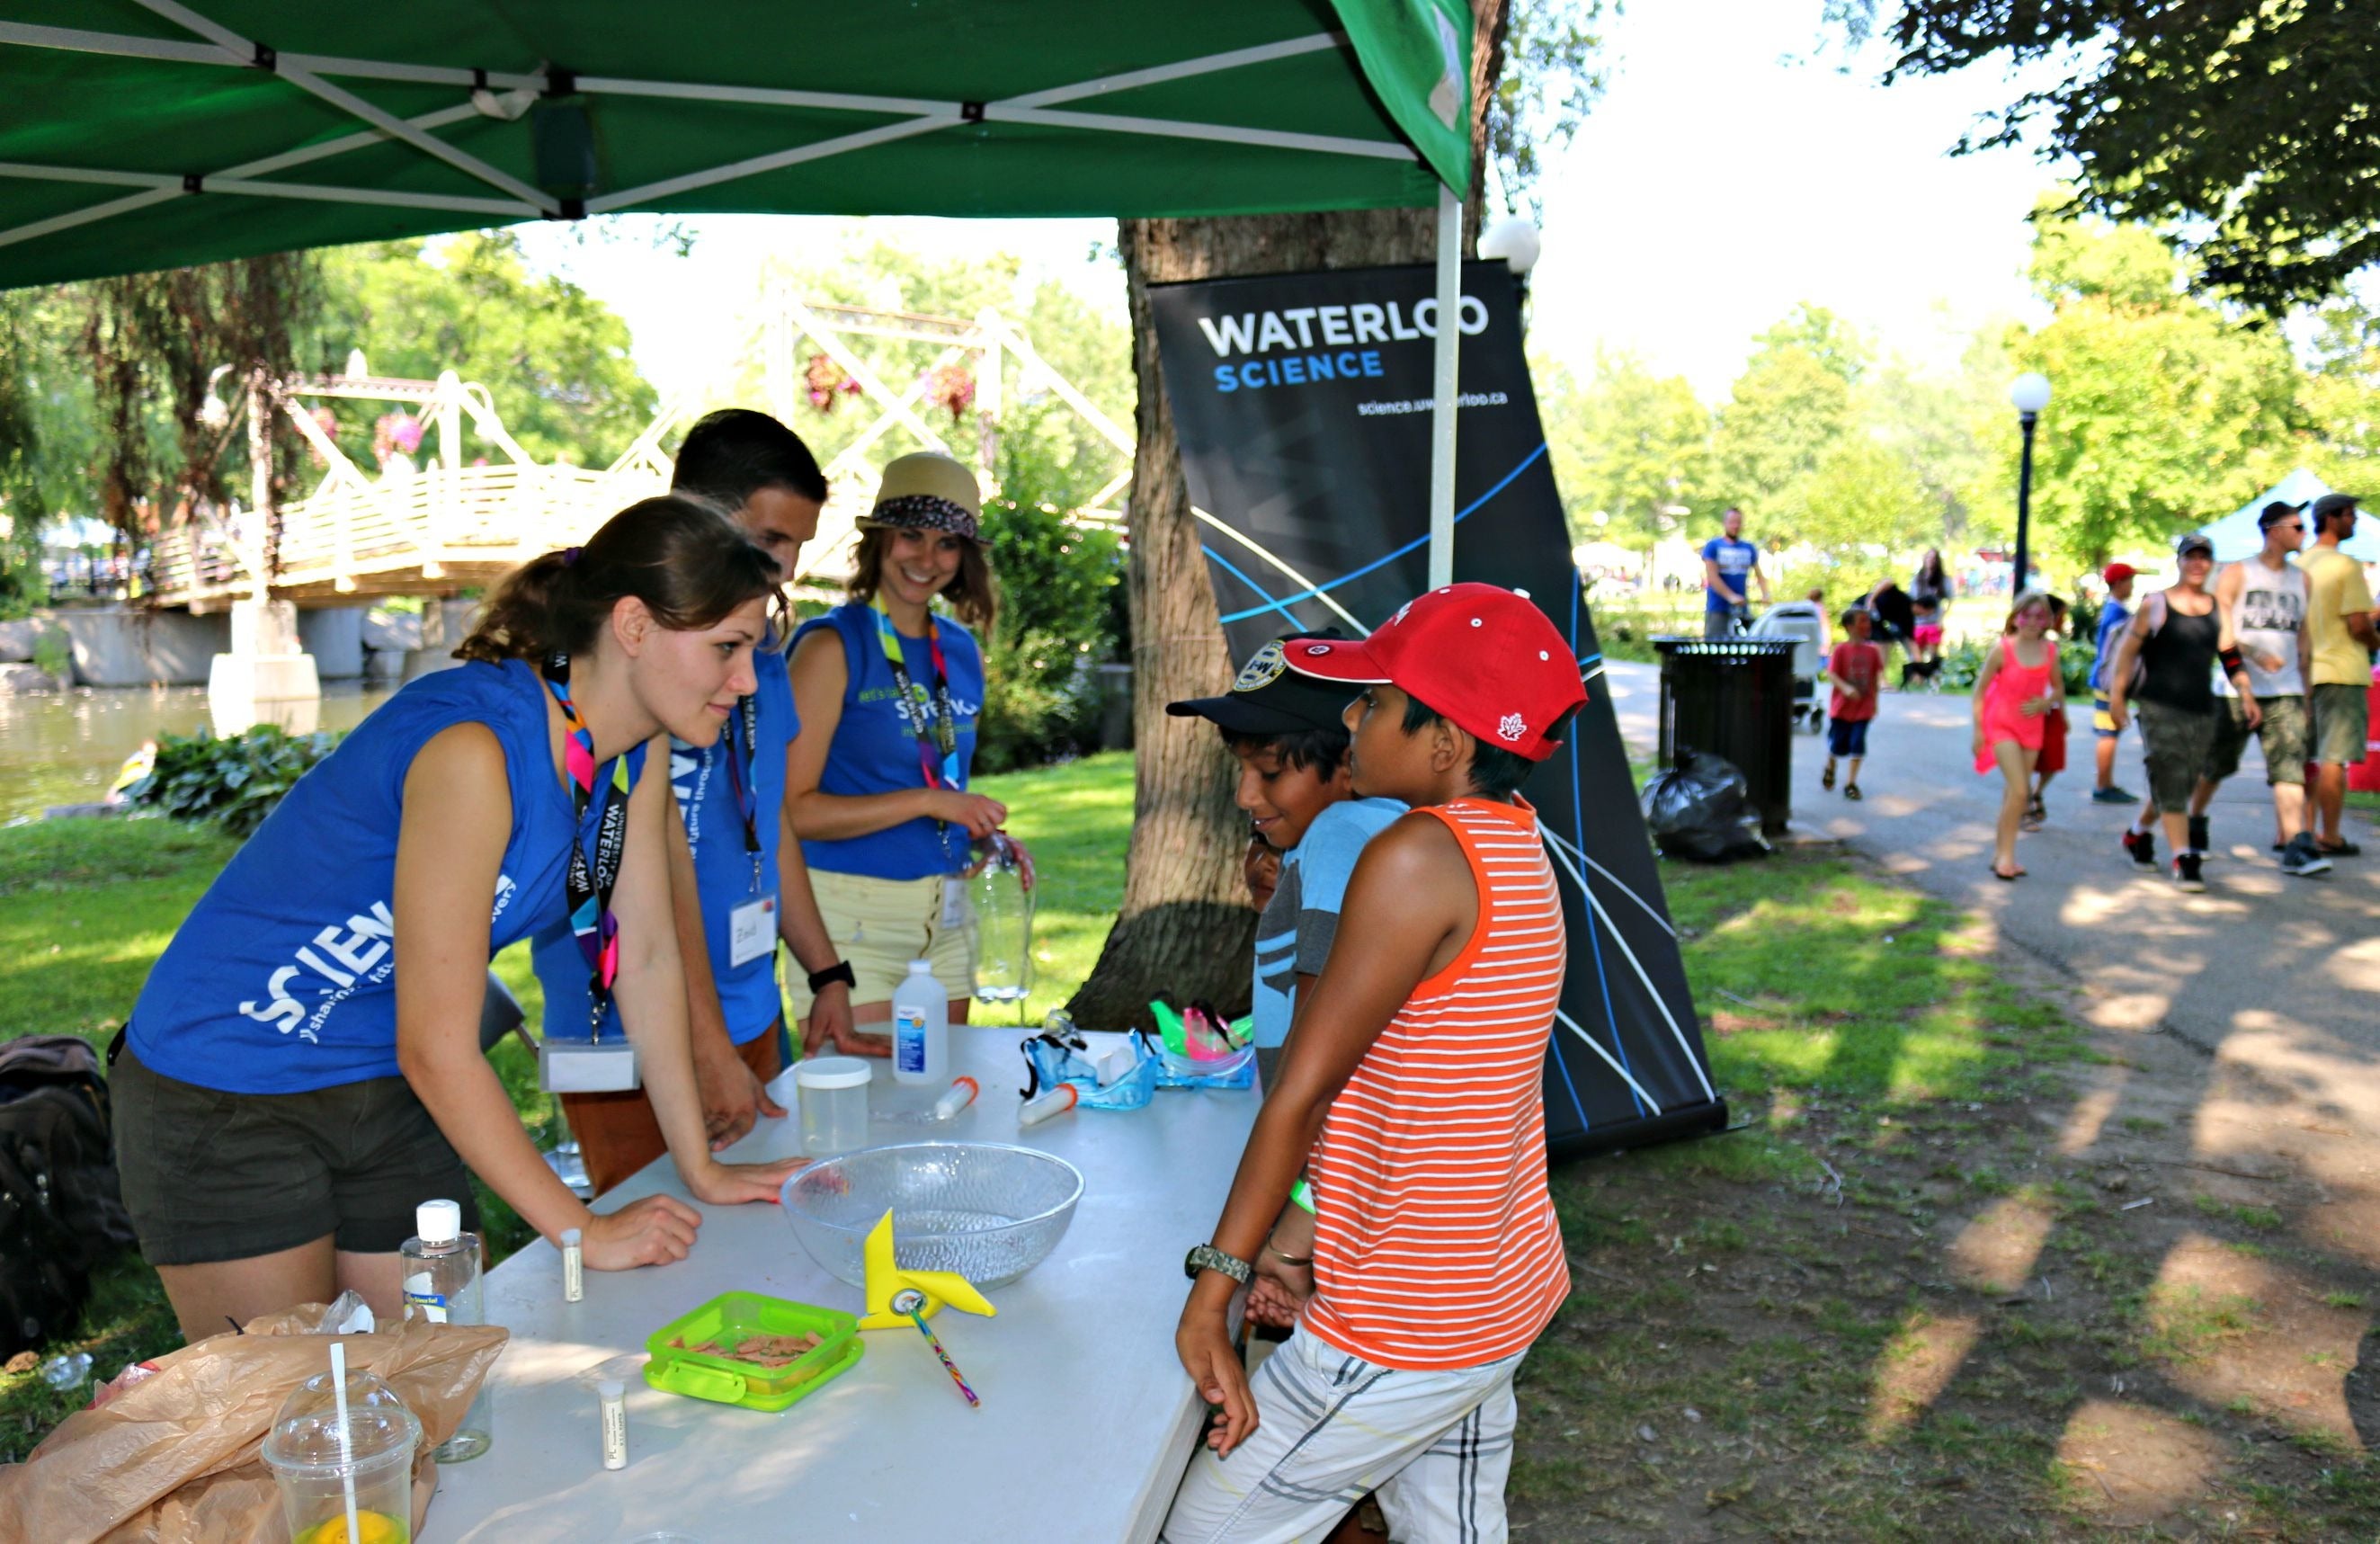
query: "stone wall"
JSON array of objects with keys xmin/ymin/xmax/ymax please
[{"xmin": 57, "ymin": 608, "xmax": 229, "ymax": 687}]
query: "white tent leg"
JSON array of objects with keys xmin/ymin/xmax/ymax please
[{"xmin": 1427, "ymin": 181, "xmax": 1461, "ymax": 588}]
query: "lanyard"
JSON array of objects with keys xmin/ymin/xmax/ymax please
[
  {"xmin": 717, "ymin": 692, "xmax": 764, "ymax": 892},
  {"xmin": 871, "ymin": 606, "xmax": 966, "ymax": 868},
  {"xmin": 545, "ymin": 656, "xmax": 639, "ymax": 1040}
]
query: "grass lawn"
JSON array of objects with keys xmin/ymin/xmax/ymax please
[{"xmin": 6, "ymin": 759, "xmax": 2378, "ymax": 1535}]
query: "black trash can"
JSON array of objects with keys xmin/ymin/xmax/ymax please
[{"xmin": 1653, "ymin": 638, "xmax": 1796, "ymax": 837}]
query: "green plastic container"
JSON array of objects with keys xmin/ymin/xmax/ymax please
[{"xmin": 643, "ymin": 1291, "xmax": 863, "ymax": 1413}]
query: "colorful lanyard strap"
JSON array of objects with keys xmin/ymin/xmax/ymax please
[
  {"xmin": 717, "ymin": 692, "xmax": 764, "ymax": 892},
  {"xmin": 871, "ymin": 605, "xmax": 965, "ymax": 868},
  {"xmin": 545, "ymin": 656, "xmax": 639, "ymax": 1039}
]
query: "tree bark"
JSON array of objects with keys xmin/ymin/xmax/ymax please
[{"xmin": 1065, "ymin": 4, "xmax": 1507, "ymax": 1031}]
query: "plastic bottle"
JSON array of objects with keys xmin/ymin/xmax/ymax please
[
  {"xmin": 890, "ymin": 959, "xmax": 949, "ymax": 1086},
  {"xmin": 968, "ymin": 836, "xmax": 1035, "ymax": 1006},
  {"xmin": 400, "ymin": 1199, "xmax": 493, "ymax": 1461},
  {"xmin": 39, "ymin": 1352, "xmax": 91, "ymax": 1389},
  {"xmin": 597, "ymin": 1378, "xmax": 628, "ymax": 1470}
]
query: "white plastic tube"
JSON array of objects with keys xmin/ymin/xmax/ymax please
[{"xmin": 1018, "ymin": 1084, "xmax": 1078, "ymax": 1128}]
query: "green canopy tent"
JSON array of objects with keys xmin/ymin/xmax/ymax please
[{"xmin": 0, "ymin": 0, "xmax": 1474, "ymax": 576}]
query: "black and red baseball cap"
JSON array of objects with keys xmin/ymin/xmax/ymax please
[
  {"xmin": 1166, "ymin": 631, "xmax": 1359, "ymax": 736},
  {"xmin": 1280, "ymin": 585, "xmax": 1586, "ymax": 762}
]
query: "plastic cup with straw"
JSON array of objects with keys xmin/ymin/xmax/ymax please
[{"xmin": 330, "ymin": 1341, "xmax": 362, "ymax": 1544}]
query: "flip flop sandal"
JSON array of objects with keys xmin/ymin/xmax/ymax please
[
  {"xmin": 1992, "ymin": 864, "xmax": 2021, "ymax": 881},
  {"xmin": 1844, "ymin": 784, "xmax": 1863, "ymax": 801},
  {"xmin": 1821, "ymin": 765, "xmax": 1836, "ymax": 791}
]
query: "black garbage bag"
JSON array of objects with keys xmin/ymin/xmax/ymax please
[{"xmin": 1641, "ymin": 750, "xmax": 1770, "ymax": 863}]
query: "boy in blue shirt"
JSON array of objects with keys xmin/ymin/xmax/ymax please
[{"xmin": 2090, "ymin": 562, "xmax": 2140, "ymax": 803}]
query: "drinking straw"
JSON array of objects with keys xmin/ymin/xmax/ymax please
[
  {"xmin": 891, "ymin": 1289, "xmax": 979, "ymax": 1408},
  {"xmin": 328, "ymin": 1340, "xmax": 361, "ymax": 1544}
]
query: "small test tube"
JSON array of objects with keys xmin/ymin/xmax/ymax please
[
  {"xmin": 561, "ymin": 1227, "xmax": 584, "ymax": 1302},
  {"xmin": 931, "ymin": 1075, "xmax": 980, "ymax": 1120},
  {"xmin": 597, "ymin": 1378, "xmax": 628, "ymax": 1470},
  {"xmin": 1018, "ymin": 1083, "xmax": 1079, "ymax": 1128}
]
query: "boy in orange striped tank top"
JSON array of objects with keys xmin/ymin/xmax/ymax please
[{"xmin": 1165, "ymin": 585, "xmax": 1585, "ymax": 1544}]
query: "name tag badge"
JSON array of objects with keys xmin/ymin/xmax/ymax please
[
  {"xmin": 940, "ymin": 878, "xmax": 969, "ymax": 931},
  {"xmin": 539, "ymin": 1040, "xmax": 640, "ymax": 1093},
  {"xmin": 730, "ymin": 894, "xmax": 778, "ymax": 968}
]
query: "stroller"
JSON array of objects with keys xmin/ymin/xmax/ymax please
[{"xmin": 1750, "ymin": 601, "xmax": 1830, "ymax": 734}]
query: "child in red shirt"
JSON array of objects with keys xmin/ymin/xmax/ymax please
[{"xmin": 1823, "ymin": 607, "xmax": 1884, "ymax": 799}]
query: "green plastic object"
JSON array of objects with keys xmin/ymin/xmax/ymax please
[{"xmin": 643, "ymin": 1291, "xmax": 864, "ymax": 1413}]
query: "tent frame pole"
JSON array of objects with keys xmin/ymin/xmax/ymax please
[{"xmin": 1426, "ymin": 181, "xmax": 1461, "ymax": 589}]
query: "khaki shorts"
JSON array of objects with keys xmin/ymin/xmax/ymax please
[
  {"xmin": 2312, "ymin": 683, "xmax": 2371, "ymax": 767},
  {"xmin": 785, "ymin": 868, "xmax": 977, "ymax": 1017},
  {"xmin": 2206, "ymin": 694, "xmax": 2309, "ymax": 786},
  {"xmin": 2135, "ymin": 699, "xmax": 2217, "ymax": 810}
]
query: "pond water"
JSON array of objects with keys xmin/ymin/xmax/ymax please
[{"xmin": 0, "ymin": 683, "xmax": 397, "ymax": 824}]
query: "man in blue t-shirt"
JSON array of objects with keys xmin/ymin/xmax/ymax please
[
  {"xmin": 2090, "ymin": 562, "xmax": 2140, "ymax": 804},
  {"xmin": 535, "ymin": 409, "xmax": 865, "ymax": 1195},
  {"xmin": 1702, "ymin": 506, "xmax": 1769, "ymax": 639}
]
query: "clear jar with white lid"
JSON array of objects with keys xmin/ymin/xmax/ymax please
[{"xmin": 798, "ymin": 1056, "xmax": 873, "ymax": 1155}]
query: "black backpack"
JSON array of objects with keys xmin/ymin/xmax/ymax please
[{"xmin": 0, "ymin": 1037, "xmax": 137, "ymax": 1359}]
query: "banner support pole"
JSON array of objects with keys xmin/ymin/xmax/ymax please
[{"xmin": 1427, "ymin": 180, "xmax": 1461, "ymax": 588}]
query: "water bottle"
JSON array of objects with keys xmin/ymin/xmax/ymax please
[
  {"xmin": 969, "ymin": 836, "xmax": 1036, "ymax": 1007},
  {"xmin": 400, "ymin": 1199, "xmax": 493, "ymax": 1461},
  {"xmin": 891, "ymin": 959, "xmax": 949, "ymax": 1086}
]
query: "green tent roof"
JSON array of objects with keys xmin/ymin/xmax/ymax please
[{"xmin": 0, "ymin": 0, "xmax": 1470, "ymax": 289}]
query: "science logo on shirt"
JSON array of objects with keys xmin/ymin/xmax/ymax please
[{"xmin": 237, "ymin": 901, "xmax": 397, "ymax": 1044}]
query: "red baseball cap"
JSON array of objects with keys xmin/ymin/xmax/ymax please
[
  {"xmin": 2101, "ymin": 562, "xmax": 2138, "ymax": 585},
  {"xmin": 1281, "ymin": 584, "xmax": 1587, "ymax": 761}
]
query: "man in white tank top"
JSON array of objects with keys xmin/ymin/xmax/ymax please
[{"xmin": 2197, "ymin": 502, "xmax": 2329, "ymax": 876}]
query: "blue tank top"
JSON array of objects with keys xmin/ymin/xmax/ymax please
[
  {"xmin": 533, "ymin": 647, "xmax": 798, "ymax": 1047},
  {"xmin": 129, "ymin": 658, "xmax": 646, "ymax": 1095},
  {"xmin": 796, "ymin": 602, "xmax": 984, "ymax": 881}
]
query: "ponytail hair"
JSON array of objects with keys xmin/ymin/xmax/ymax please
[{"xmin": 457, "ymin": 495, "xmax": 789, "ymax": 665}]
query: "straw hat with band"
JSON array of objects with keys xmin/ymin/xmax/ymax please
[{"xmin": 860, "ymin": 451, "xmax": 982, "ymax": 542}]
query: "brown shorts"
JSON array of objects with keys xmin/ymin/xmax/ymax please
[
  {"xmin": 562, "ymin": 1024, "xmax": 783, "ymax": 1197},
  {"xmin": 111, "ymin": 1040, "xmax": 479, "ymax": 1267}
]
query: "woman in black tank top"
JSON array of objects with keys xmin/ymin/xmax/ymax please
[{"xmin": 2136, "ymin": 602, "xmax": 2219, "ymax": 712}]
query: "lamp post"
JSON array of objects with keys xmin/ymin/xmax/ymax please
[
  {"xmin": 2008, "ymin": 371, "xmax": 2052, "ymax": 593},
  {"xmin": 1477, "ymin": 213, "xmax": 1542, "ymax": 326}
]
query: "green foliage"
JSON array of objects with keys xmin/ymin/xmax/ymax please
[
  {"xmin": 1836, "ymin": 0, "xmax": 2380, "ymax": 312},
  {"xmin": 2005, "ymin": 209, "xmax": 2303, "ymax": 569},
  {"xmin": 969, "ymin": 403, "xmax": 1125, "ymax": 772},
  {"xmin": 1709, "ymin": 308, "xmax": 1864, "ymax": 536},
  {"xmin": 125, "ymin": 724, "xmax": 341, "ymax": 837},
  {"xmin": 318, "ymin": 231, "xmax": 656, "ymax": 468},
  {"xmin": 30, "ymin": 628, "xmax": 69, "ymax": 680},
  {"xmin": 1933, "ymin": 635, "xmax": 2093, "ymax": 697},
  {"xmin": 1485, "ymin": 1, "xmax": 1613, "ymax": 213},
  {"xmin": 1537, "ymin": 350, "xmax": 1708, "ymax": 544}
]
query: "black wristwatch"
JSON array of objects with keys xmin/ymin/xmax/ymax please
[
  {"xmin": 807, "ymin": 959, "xmax": 857, "ymax": 995},
  {"xmin": 1184, "ymin": 1243, "xmax": 1252, "ymax": 1285}
]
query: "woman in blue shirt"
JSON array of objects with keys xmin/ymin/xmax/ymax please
[
  {"xmin": 113, "ymin": 498, "xmax": 804, "ymax": 1342},
  {"xmin": 787, "ymin": 452, "xmax": 1009, "ymax": 1031}
]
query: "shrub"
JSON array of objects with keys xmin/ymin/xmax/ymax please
[{"xmin": 125, "ymin": 724, "xmax": 342, "ymax": 837}]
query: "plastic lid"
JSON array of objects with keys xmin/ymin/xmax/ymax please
[
  {"xmin": 261, "ymin": 1369, "xmax": 423, "ymax": 1473},
  {"xmin": 415, "ymin": 1198, "xmax": 461, "ymax": 1245},
  {"xmin": 560, "ymin": 1227, "xmax": 582, "ymax": 1246},
  {"xmin": 596, "ymin": 1378, "xmax": 626, "ymax": 1400},
  {"xmin": 797, "ymin": 1056, "xmax": 874, "ymax": 1090},
  {"xmin": 905, "ymin": 959, "xmax": 932, "ymax": 972}
]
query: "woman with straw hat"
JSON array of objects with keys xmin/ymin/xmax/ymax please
[{"xmin": 786, "ymin": 451, "xmax": 1010, "ymax": 1036}]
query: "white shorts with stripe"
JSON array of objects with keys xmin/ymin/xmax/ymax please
[{"xmin": 1161, "ymin": 1329, "xmax": 1524, "ymax": 1544}]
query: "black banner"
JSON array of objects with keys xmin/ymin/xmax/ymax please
[{"xmin": 1150, "ymin": 261, "xmax": 1724, "ymax": 1160}]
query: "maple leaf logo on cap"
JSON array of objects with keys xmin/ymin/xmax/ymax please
[{"xmin": 1497, "ymin": 712, "xmax": 1527, "ymax": 743}]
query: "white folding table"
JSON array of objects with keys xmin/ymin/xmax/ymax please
[{"xmin": 423, "ymin": 1027, "xmax": 1258, "ymax": 1542}]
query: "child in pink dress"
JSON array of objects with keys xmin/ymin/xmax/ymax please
[{"xmin": 1972, "ymin": 591, "xmax": 2064, "ymax": 880}]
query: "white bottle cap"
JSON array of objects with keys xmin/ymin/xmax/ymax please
[
  {"xmin": 906, "ymin": 959, "xmax": 932, "ymax": 972},
  {"xmin": 415, "ymin": 1199, "xmax": 461, "ymax": 1245},
  {"xmin": 596, "ymin": 1379, "xmax": 625, "ymax": 1400},
  {"xmin": 797, "ymin": 1055, "xmax": 874, "ymax": 1090},
  {"xmin": 560, "ymin": 1227, "xmax": 582, "ymax": 1247}
]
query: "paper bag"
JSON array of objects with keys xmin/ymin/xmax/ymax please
[{"xmin": 0, "ymin": 1300, "xmax": 507, "ymax": 1544}]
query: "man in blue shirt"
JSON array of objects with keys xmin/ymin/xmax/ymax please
[
  {"xmin": 1702, "ymin": 506, "xmax": 1768, "ymax": 639},
  {"xmin": 2090, "ymin": 562, "xmax": 2140, "ymax": 804}
]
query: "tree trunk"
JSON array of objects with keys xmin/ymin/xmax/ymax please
[{"xmin": 1066, "ymin": 4, "xmax": 1507, "ymax": 1031}]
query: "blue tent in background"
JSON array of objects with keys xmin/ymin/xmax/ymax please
[{"xmin": 2198, "ymin": 469, "xmax": 2380, "ymax": 561}]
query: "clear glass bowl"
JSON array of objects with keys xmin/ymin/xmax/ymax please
[{"xmin": 780, "ymin": 1141, "xmax": 1085, "ymax": 1289}]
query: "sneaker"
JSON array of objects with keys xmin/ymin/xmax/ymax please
[
  {"xmin": 2280, "ymin": 835, "xmax": 2333, "ymax": 878},
  {"xmin": 2122, "ymin": 829, "xmax": 2157, "ymax": 871},
  {"xmin": 2315, "ymin": 837, "xmax": 2363, "ymax": 858},
  {"xmin": 2171, "ymin": 852, "xmax": 2206, "ymax": 892},
  {"xmin": 2092, "ymin": 786, "xmax": 2139, "ymax": 805},
  {"xmin": 2187, "ymin": 815, "xmax": 2210, "ymax": 856}
]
